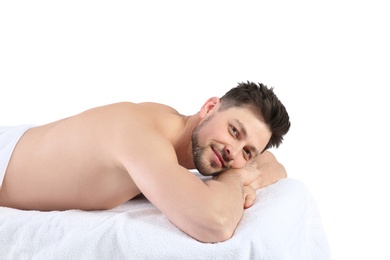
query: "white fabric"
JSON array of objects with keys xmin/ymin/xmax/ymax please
[
  {"xmin": 0, "ymin": 176, "xmax": 331, "ymax": 260},
  {"xmin": 0, "ymin": 125, "xmax": 34, "ymax": 186}
]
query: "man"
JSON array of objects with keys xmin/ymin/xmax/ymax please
[{"xmin": 0, "ymin": 81, "xmax": 290, "ymax": 243}]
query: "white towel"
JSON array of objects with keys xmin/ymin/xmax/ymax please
[
  {"xmin": 0, "ymin": 176, "xmax": 331, "ymax": 260},
  {"xmin": 0, "ymin": 125, "xmax": 34, "ymax": 186}
]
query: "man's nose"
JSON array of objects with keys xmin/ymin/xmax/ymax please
[{"xmin": 223, "ymin": 144, "xmax": 239, "ymax": 161}]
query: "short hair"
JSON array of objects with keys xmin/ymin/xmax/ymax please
[{"xmin": 219, "ymin": 81, "xmax": 291, "ymax": 151}]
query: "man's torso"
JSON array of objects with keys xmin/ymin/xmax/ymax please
[{"xmin": 0, "ymin": 102, "xmax": 185, "ymax": 210}]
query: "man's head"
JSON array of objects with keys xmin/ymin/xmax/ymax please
[
  {"xmin": 219, "ymin": 81, "xmax": 290, "ymax": 151},
  {"xmin": 192, "ymin": 81, "xmax": 290, "ymax": 176}
]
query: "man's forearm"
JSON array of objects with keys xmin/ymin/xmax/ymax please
[{"xmin": 202, "ymin": 169, "xmax": 246, "ymax": 241}]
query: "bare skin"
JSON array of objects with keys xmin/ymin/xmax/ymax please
[{"xmin": 0, "ymin": 98, "xmax": 287, "ymax": 242}]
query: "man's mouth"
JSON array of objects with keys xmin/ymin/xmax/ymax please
[{"xmin": 212, "ymin": 147, "xmax": 225, "ymax": 168}]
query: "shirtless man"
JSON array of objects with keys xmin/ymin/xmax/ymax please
[{"xmin": 0, "ymin": 81, "xmax": 290, "ymax": 243}]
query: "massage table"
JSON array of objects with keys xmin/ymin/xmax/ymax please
[{"xmin": 0, "ymin": 172, "xmax": 331, "ymax": 259}]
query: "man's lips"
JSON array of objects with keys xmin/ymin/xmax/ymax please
[{"xmin": 212, "ymin": 147, "xmax": 225, "ymax": 168}]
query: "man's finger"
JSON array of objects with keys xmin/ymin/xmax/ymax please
[{"xmin": 243, "ymin": 185, "xmax": 256, "ymax": 209}]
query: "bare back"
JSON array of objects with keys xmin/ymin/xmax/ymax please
[{"xmin": 0, "ymin": 102, "xmax": 186, "ymax": 210}]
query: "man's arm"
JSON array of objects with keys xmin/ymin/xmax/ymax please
[
  {"xmin": 125, "ymin": 160, "xmax": 247, "ymax": 243},
  {"xmin": 117, "ymin": 123, "xmax": 285, "ymax": 243},
  {"xmin": 241, "ymin": 150, "xmax": 287, "ymax": 209},
  {"xmin": 117, "ymin": 129, "xmax": 249, "ymax": 243}
]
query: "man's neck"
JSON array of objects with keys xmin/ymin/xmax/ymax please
[{"xmin": 174, "ymin": 113, "xmax": 201, "ymax": 170}]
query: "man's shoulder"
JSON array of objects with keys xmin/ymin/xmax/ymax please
[
  {"xmin": 97, "ymin": 102, "xmax": 179, "ymax": 117},
  {"xmin": 78, "ymin": 101, "xmax": 183, "ymax": 145},
  {"xmin": 137, "ymin": 102, "xmax": 179, "ymax": 114}
]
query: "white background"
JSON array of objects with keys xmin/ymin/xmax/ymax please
[{"xmin": 1, "ymin": 1, "xmax": 389, "ymax": 259}]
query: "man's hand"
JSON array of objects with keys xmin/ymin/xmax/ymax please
[{"xmin": 242, "ymin": 151, "xmax": 287, "ymax": 208}]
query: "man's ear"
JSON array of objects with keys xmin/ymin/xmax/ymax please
[{"xmin": 199, "ymin": 97, "xmax": 220, "ymax": 119}]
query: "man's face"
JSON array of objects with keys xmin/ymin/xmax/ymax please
[{"xmin": 192, "ymin": 105, "xmax": 271, "ymax": 176}]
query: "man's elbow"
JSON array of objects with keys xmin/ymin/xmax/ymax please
[{"xmin": 190, "ymin": 214, "xmax": 238, "ymax": 243}]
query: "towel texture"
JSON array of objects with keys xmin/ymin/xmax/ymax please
[
  {"xmin": 0, "ymin": 125, "xmax": 34, "ymax": 186},
  {"xmin": 0, "ymin": 176, "xmax": 331, "ymax": 259}
]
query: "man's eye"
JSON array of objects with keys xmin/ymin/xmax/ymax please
[
  {"xmin": 244, "ymin": 149, "xmax": 252, "ymax": 159},
  {"xmin": 231, "ymin": 126, "xmax": 238, "ymax": 137}
]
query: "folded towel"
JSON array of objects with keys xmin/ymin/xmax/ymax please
[
  {"xmin": 0, "ymin": 125, "xmax": 34, "ymax": 186},
  {"xmin": 0, "ymin": 176, "xmax": 331, "ymax": 260}
]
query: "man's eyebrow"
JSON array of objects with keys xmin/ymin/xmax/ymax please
[
  {"xmin": 234, "ymin": 119, "xmax": 247, "ymax": 137},
  {"xmin": 234, "ymin": 119, "xmax": 260, "ymax": 157}
]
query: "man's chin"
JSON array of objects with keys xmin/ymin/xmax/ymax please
[
  {"xmin": 194, "ymin": 159, "xmax": 224, "ymax": 176},
  {"xmin": 198, "ymin": 169, "xmax": 223, "ymax": 177}
]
